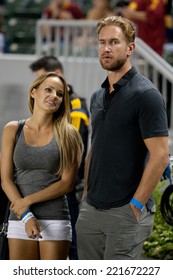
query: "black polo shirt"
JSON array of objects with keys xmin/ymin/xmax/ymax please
[{"xmin": 87, "ymin": 67, "xmax": 168, "ymax": 209}]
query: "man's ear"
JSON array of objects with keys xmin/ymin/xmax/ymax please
[{"xmin": 127, "ymin": 42, "xmax": 135, "ymax": 55}]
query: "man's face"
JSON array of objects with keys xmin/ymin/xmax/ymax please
[{"xmin": 98, "ymin": 25, "xmax": 130, "ymax": 71}]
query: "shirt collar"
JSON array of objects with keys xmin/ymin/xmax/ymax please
[{"xmin": 101, "ymin": 66, "xmax": 137, "ymax": 91}]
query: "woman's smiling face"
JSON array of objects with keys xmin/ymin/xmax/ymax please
[{"xmin": 31, "ymin": 76, "xmax": 64, "ymax": 113}]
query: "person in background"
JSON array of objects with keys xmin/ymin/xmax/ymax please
[
  {"xmin": 41, "ymin": 0, "xmax": 84, "ymax": 42},
  {"xmin": 42, "ymin": 0, "xmax": 84, "ymax": 20},
  {"xmin": 120, "ymin": 0, "xmax": 166, "ymax": 56},
  {"xmin": 0, "ymin": 0, "xmax": 4, "ymax": 16},
  {"xmin": 114, "ymin": 0, "xmax": 129, "ymax": 16},
  {"xmin": 164, "ymin": 0, "xmax": 173, "ymax": 43},
  {"xmin": 120, "ymin": 0, "xmax": 172, "ymax": 127},
  {"xmin": 86, "ymin": 0, "xmax": 114, "ymax": 20},
  {"xmin": 0, "ymin": 25, "xmax": 5, "ymax": 53},
  {"xmin": 29, "ymin": 55, "xmax": 89, "ymax": 260},
  {"xmin": 74, "ymin": 0, "xmax": 114, "ymax": 57},
  {"xmin": 0, "ymin": 8, "xmax": 8, "ymax": 53},
  {"xmin": 1, "ymin": 72, "xmax": 83, "ymax": 260},
  {"xmin": 76, "ymin": 15, "xmax": 169, "ymax": 260}
]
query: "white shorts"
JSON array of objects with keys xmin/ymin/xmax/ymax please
[{"xmin": 7, "ymin": 220, "xmax": 72, "ymax": 241}]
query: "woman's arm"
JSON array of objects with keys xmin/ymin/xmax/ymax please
[
  {"xmin": 10, "ymin": 161, "xmax": 78, "ymax": 218},
  {"xmin": 1, "ymin": 121, "xmax": 23, "ymax": 203}
]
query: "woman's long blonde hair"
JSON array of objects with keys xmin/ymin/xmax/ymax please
[{"xmin": 28, "ymin": 72, "xmax": 83, "ymax": 175}]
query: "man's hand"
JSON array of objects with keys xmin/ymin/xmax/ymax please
[{"xmin": 130, "ymin": 203, "xmax": 141, "ymax": 221}]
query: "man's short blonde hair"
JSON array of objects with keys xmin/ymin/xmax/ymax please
[{"xmin": 97, "ymin": 16, "xmax": 136, "ymax": 43}]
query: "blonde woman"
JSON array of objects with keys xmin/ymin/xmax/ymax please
[{"xmin": 1, "ymin": 72, "xmax": 83, "ymax": 260}]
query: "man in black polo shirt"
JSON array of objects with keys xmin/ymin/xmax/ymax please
[{"xmin": 76, "ymin": 16, "xmax": 169, "ymax": 260}]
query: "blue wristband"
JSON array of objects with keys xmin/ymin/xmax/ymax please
[
  {"xmin": 21, "ymin": 209, "xmax": 31, "ymax": 219},
  {"xmin": 130, "ymin": 198, "xmax": 144, "ymax": 211}
]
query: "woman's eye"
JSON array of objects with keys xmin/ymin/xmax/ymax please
[
  {"xmin": 45, "ymin": 87, "xmax": 52, "ymax": 93},
  {"xmin": 56, "ymin": 91, "xmax": 63, "ymax": 98}
]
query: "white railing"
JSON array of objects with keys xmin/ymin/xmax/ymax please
[
  {"xmin": 35, "ymin": 19, "xmax": 173, "ymax": 149},
  {"xmin": 36, "ymin": 19, "xmax": 99, "ymax": 58},
  {"xmin": 134, "ymin": 37, "xmax": 173, "ymax": 102}
]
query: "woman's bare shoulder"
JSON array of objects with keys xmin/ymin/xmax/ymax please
[
  {"xmin": 4, "ymin": 120, "xmax": 20, "ymax": 130},
  {"xmin": 3, "ymin": 120, "xmax": 21, "ymax": 138}
]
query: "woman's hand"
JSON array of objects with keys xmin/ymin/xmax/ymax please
[
  {"xmin": 10, "ymin": 197, "xmax": 31, "ymax": 218},
  {"xmin": 25, "ymin": 218, "xmax": 42, "ymax": 239}
]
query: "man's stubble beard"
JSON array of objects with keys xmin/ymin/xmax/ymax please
[{"xmin": 100, "ymin": 57, "xmax": 127, "ymax": 71}]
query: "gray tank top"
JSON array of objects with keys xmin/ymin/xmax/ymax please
[{"xmin": 10, "ymin": 130, "xmax": 69, "ymax": 221}]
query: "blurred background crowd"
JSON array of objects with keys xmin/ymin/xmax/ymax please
[{"xmin": 0, "ymin": 0, "xmax": 173, "ymax": 63}]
